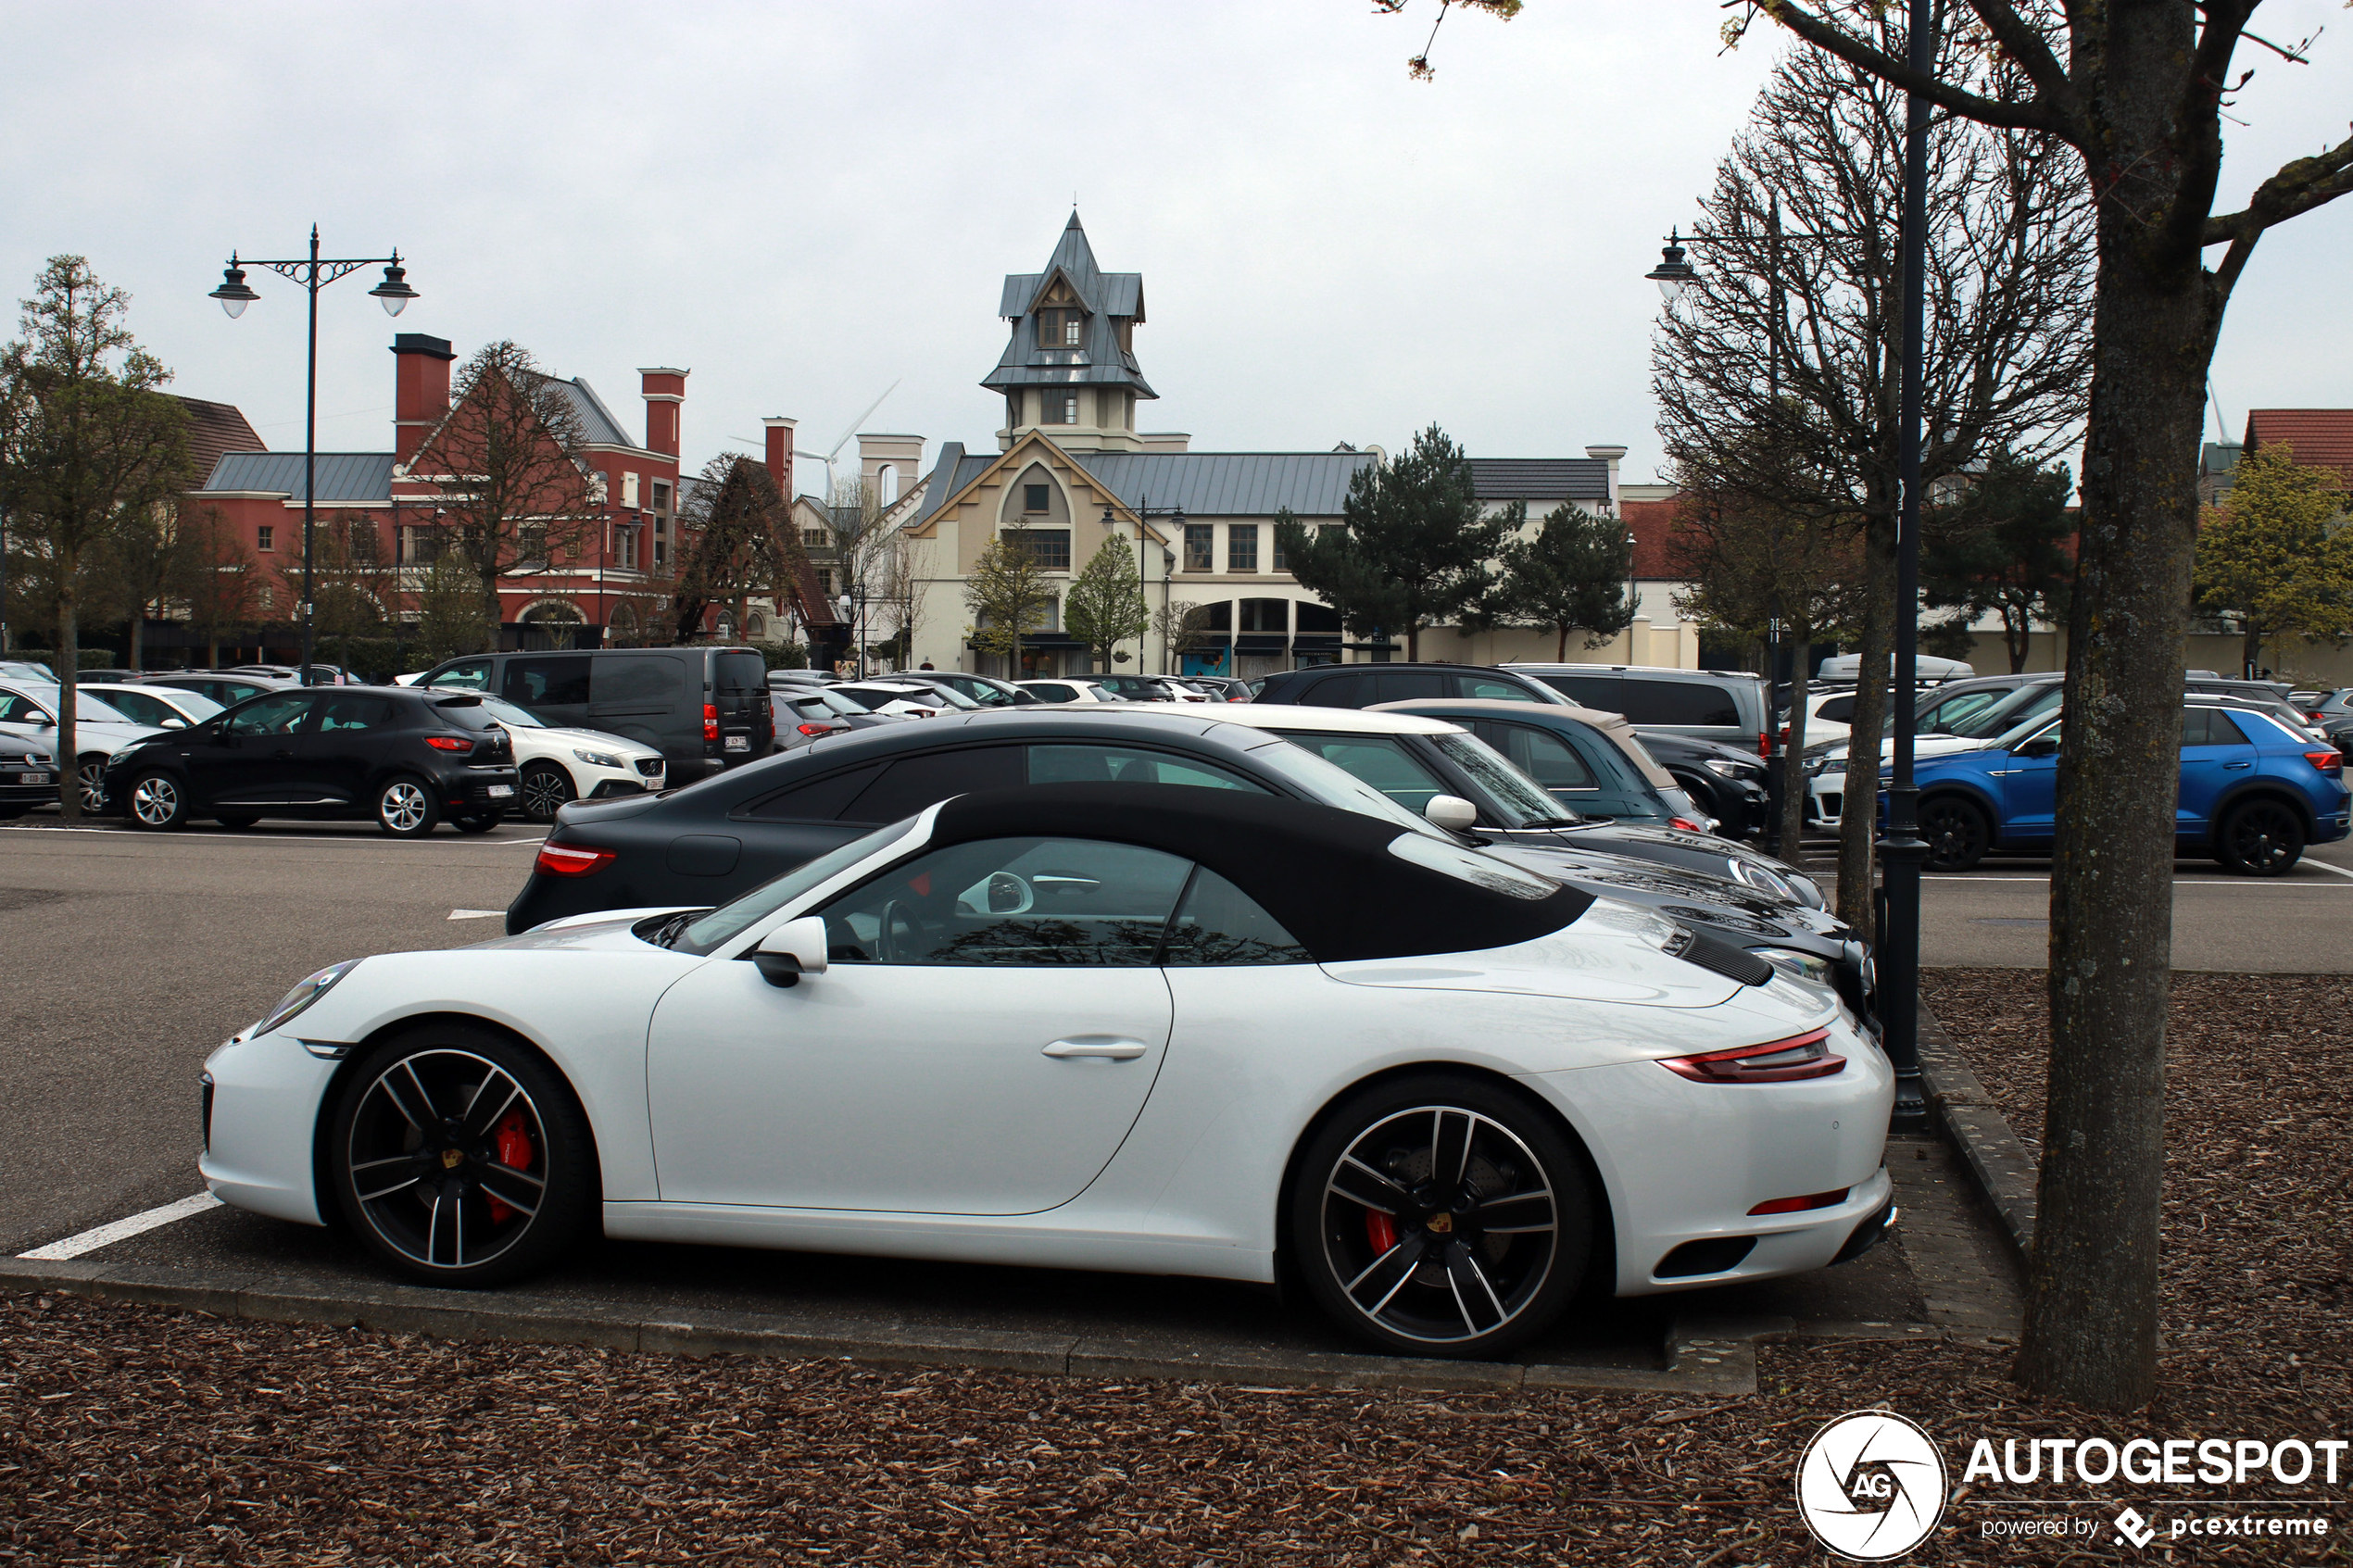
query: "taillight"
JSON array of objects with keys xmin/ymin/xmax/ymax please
[
  {"xmin": 2304, "ymin": 749, "xmax": 2342, "ymax": 773},
  {"xmin": 1660, "ymin": 1028, "xmax": 1844, "ymax": 1084},
  {"xmin": 1669, "ymin": 817, "xmax": 1706, "ymax": 833},
  {"xmin": 1749, "ymin": 1186, "xmax": 1850, "ymax": 1216},
  {"xmin": 424, "ymin": 734, "xmax": 472, "ymax": 752},
  {"xmin": 533, "ymin": 842, "xmax": 616, "ymax": 878},
  {"xmin": 704, "ymin": 703, "xmax": 720, "ymax": 743},
  {"xmin": 796, "ymin": 722, "xmax": 834, "ymax": 737},
  {"xmin": 1757, "ymin": 731, "xmax": 1771, "ymax": 759}
]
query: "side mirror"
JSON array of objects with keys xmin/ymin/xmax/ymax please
[
  {"xmin": 750, "ymin": 915, "xmax": 829, "ymax": 988},
  {"xmin": 1011, "ymin": 689, "xmax": 1041, "ymax": 705},
  {"xmin": 162, "ymin": 717, "xmax": 187, "ymax": 729},
  {"xmin": 1424, "ymin": 793, "xmax": 1479, "ymax": 832},
  {"xmin": 31, "ymin": 711, "xmax": 54, "ymax": 729},
  {"xmin": 2015, "ymin": 735, "xmax": 2059, "ymax": 759}
]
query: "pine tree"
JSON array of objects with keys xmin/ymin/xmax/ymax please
[
  {"xmin": 1061, "ymin": 533, "xmax": 1150, "ymax": 672},
  {"xmin": 1920, "ymin": 458, "xmax": 2076, "ymax": 673},
  {"xmin": 1496, "ymin": 503, "xmax": 1637, "ymax": 659}
]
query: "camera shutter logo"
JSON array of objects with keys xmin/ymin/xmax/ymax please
[{"xmin": 1794, "ymin": 1410, "xmax": 1948, "ymax": 1561}]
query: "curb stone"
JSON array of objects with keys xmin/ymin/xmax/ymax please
[
  {"xmin": 0, "ymin": 1256, "xmax": 1762, "ymax": 1396},
  {"xmin": 1915, "ymin": 996, "xmax": 2038, "ymax": 1264}
]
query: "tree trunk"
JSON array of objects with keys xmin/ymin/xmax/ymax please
[
  {"xmin": 2006, "ymin": 606, "xmax": 2031, "ymax": 673},
  {"xmin": 56, "ymin": 571, "xmax": 79, "ymax": 822},
  {"xmin": 1555, "ymin": 623, "xmax": 1568, "ymax": 661},
  {"xmin": 2240, "ymin": 622, "xmax": 2262, "ymax": 681},
  {"xmin": 127, "ymin": 604, "xmax": 145, "ymax": 674},
  {"xmin": 1778, "ymin": 633, "xmax": 1811, "ymax": 860},
  {"xmin": 1834, "ymin": 523, "xmax": 1895, "ymax": 936},
  {"xmin": 2017, "ymin": 243, "xmax": 2213, "ymax": 1412},
  {"xmin": 1405, "ymin": 621, "xmax": 1421, "ymax": 661}
]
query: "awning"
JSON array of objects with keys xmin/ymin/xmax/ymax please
[{"xmin": 1235, "ymin": 635, "xmax": 1288, "ymax": 653}]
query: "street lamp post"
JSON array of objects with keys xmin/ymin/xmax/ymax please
[
  {"xmin": 836, "ymin": 588, "xmax": 866, "ymax": 678},
  {"xmin": 1105, "ymin": 502, "xmax": 1186, "ymax": 674},
  {"xmin": 1644, "ymin": 2, "xmax": 1931, "ymax": 1134},
  {"xmin": 209, "ymin": 227, "xmax": 417, "ymax": 684}
]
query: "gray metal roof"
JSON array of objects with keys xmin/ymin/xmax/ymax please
[
  {"xmin": 1467, "ymin": 458, "xmax": 1611, "ymax": 503},
  {"xmin": 200, "ymin": 451, "xmax": 395, "ymax": 502},
  {"xmin": 1076, "ymin": 452, "xmax": 1372, "ymax": 517},
  {"xmin": 984, "ymin": 214, "xmax": 1153, "ymax": 399},
  {"xmin": 531, "ymin": 373, "xmax": 635, "ymax": 448}
]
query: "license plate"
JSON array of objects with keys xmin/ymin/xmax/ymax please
[
  {"xmin": 725, "ymin": 734, "xmax": 749, "ymax": 751},
  {"xmin": 486, "ymin": 784, "xmax": 514, "ymax": 798},
  {"xmin": 18, "ymin": 772, "xmax": 48, "ymax": 785}
]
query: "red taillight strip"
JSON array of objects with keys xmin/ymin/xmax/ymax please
[
  {"xmin": 1659, "ymin": 1028, "xmax": 1843, "ymax": 1084},
  {"xmin": 1749, "ymin": 1186, "xmax": 1851, "ymax": 1216},
  {"xmin": 2303, "ymin": 749, "xmax": 2342, "ymax": 774},
  {"xmin": 704, "ymin": 703, "xmax": 721, "ymax": 743},
  {"xmin": 534, "ymin": 842, "xmax": 616, "ymax": 878},
  {"xmin": 424, "ymin": 734, "xmax": 472, "ymax": 752}
]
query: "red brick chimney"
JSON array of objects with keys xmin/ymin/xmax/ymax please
[
  {"xmin": 391, "ymin": 333, "xmax": 454, "ymax": 464},
  {"xmin": 639, "ymin": 367, "xmax": 687, "ymax": 456},
  {"xmin": 763, "ymin": 418, "xmax": 797, "ymax": 497}
]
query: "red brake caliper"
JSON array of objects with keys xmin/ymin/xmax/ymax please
[
  {"xmin": 486, "ymin": 1108, "xmax": 535, "ymax": 1223},
  {"xmin": 1365, "ymin": 1210, "xmax": 1398, "ymax": 1253}
]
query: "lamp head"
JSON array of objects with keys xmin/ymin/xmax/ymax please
[
  {"xmin": 209, "ymin": 258, "xmax": 259, "ymax": 320},
  {"xmin": 368, "ymin": 254, "xmax": 419, "ymax": 318},
  {"xmin": 1644, "ymin": 233, "xmax": 1697, "ymax": 304}
]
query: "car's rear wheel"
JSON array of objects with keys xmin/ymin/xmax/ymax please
[
  {"xmin": 376, "ymin": 775, "xmax": 439, "ymax": 837},
  {"xmin": 1289, "ymin": 1074, "xmax": 1589, "ymax": 1360},
  {"xmin": 1919, "ymin": 795, "xmax": 1991, "ymax": 872},
  {"xmin": 520, "ymin": 762, "xmax": 574, "ymax": 823},
  {"xmin": 124, "ymin": 771, "xmax": 186, "ymax": 830},
  {"xmin": 2217, "ymin": 798, "xmax": 2305, "ymax": 875},
  {"xmin": 328, "ymin": 1025, "xmax": 596, "ymax": 1286}
]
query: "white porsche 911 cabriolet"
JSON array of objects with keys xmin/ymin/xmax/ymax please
[{"xmin": 199, "ymin": 783, "xmax": 1894, "ymax": 1359}]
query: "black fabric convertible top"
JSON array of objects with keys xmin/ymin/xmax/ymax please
[{"xmin": 926, "ymin": 784, "xmax": 1596, "ymax": 963}]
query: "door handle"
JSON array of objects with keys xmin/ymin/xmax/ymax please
[
  {"xmin": 1041, "ymin": 1038, "xmax": 1148, "ymax": 1060},
  {"xmin": 2223, "ymin": 760, "xmax": 2253, "ymax": 770}
]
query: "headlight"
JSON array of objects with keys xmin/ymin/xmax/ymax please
[
  {"xmin": 1704, "ymin": 759, "xmax": 1760, "ymax": 779},
  {"xmin": 1787, "ymin": 872, "xmax": 1826, "ymax": 909},
  {"xmin": 573, "ymin": 747, "xmax": 623, "ymax": 768},
  {"xmin": 1730, "ymin": 861, "xmax": 1796, "ymax": 901},
  {"xmin": 257, "ymin": 959, "xmax": 361, "ymax": 1035},
  {"xmin": 1803, "ymin": 755, "xmax": 1827, "ymax": 776},
  {"xmin": 1757, "ymin": 947, "xmax": 1835, "ymax": 985}
]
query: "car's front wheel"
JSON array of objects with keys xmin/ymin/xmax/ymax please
[
  {"xmin": 376, "ymin": 775, "xmax": 439, "ymax": 837},
  {"xmin": 519, "ymin": 762, "xmax": 575, "ymax": 823},
  {"xmin": 327, "ymin": 1025, "xmax": 596, "ymax": 1286},
  {"xmin": 124, "ymin": 771, "xmax": 187, "ymax": 830},
  {"xmin": 1919, "ymin": 795, "xmax": 1992, "ymax": 872},
  {"xmin": 77, "ymin": 754, "xmax": 107, "ymax": 813},
  {"xmin": 1289, "ymin": 1074, "xmax": 1589, "ymax": 1360},
  {"xmin": 2217, "ymin": 798, "xmax": 2306, "ymax": 875}
]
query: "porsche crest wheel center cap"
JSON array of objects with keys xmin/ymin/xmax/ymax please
[
  {"xmin": 1425, "ymin": 1212, "xmax": 1454, "ymax": 1235},
  {"xmin": 440, "ymin": 1148, "xmax": 464, "ymax": 1171}
]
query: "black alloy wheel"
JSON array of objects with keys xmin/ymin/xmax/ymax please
[
  {"xmin": 329, "ymin": 1026, "xmax": 594, "ymax": 1286},
  {"xmin": 124, "ymin": 771, "xmax": 187, "ymax": 830},
  {"xmin": 1919, "ymin": 795, "xmax": 1992, "ymax": 873},
  {"xmin": 376, "ymin": 775, "xmax": 439, "ymax": 838},
  {"xmin": 77, "ymin": 755, "xmax": 107, "ymax": 813},
  {"xmin": 519, "ymin": 762, "xmax": 575, "ymax": 824},
  {"xmin": 1290, "ymin": 1075, "xmax": 1588, "ymax": 1359},
  {"xmin": 2218, "ymin": 798, "xmax": 2306, "ymax": 876}
]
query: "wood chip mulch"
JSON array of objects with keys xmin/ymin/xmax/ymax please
[{"xmin": 0, "ymin": 969, "xmax": 2341, "ymax": 1565}]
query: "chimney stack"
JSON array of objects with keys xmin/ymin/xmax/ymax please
[
  {"xmin": 1585, "ymin": 445, "xmax": 1628, "ymax": 512},
  {"xmin": 391, "ymin": 333, "xmax": 455, "ymax": 465},
  {"xmin": 639, "ymin": 367, "xmax": 688, "ymax": 456},
  {"xmin": 763, "ymin": 418, "xmax": 797, "ymax": 498}
]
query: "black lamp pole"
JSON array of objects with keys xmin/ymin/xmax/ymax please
[
  {"xmin": 210, "ymin": 228, "xmax": 417, "ymax": 684},
  {"xmin": 1105, "ymin": 501, "xmax": 1186, "ymax": 674}
]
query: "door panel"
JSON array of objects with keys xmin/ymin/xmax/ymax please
[
  {"xmin": 300, "ymin": 693, "xmax": 402, "ymax": 805},
  {"xmin": 1997, "ymin": 744, "xmax": 2061, "ymax": 841},
  {"xmin": 201, "ymin": 693, "xmax": 317, "ymax": 804},
  {"xmin": 646, "ymin": 964, "xmax": 1172, "ymax": 1212},
  {"xmin": 2177, "ymin": 708, "xmax": 2258, "ymax": 838}
]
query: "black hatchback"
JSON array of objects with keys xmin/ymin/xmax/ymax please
[{"xmin": 102, "ymin": 687, "xmax": 520, "ymax": 836}]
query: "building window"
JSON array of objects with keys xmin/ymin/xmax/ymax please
[
  {"xmin": 616, "ymin": 525, "xmax": 639, "ymax": 571},
  {"xmin": 398, "ymin": 525, "xmax": 446, "ymax": 566},
  {"xmin": 1183, "ymin": 523, "xmax": 1214, "ymax": 572},
  {"xmin": 802, "ymin": 528, "xmax": 830, "ymax": 548},
  {"xmin": 1003, "ymin": 528, "xmax": 1071, "ymax": 571},
  {"xmin": 1042, "ymin": 391, "xmax": 1079, "ymax": 425},
  {"xmin": 1024, "ymin": 483, "xmax": 1051, "ymax": 513},
  {"xmin": 1036, "ymin": 309, "xmax": 1084, "ymax": 348},
  {"xmin": 817, "ymin": 568, "xmax": 835, "ymax": 596},
  {"xmin": 1239, "ymin": 598, "xmax": 1288, "ymax": 633},
  {"xmin": 1273, "ymin": 527, "xmax": 1289, "ymax": 571},
  {"xmin": 649, "ymin": 479, "xmax": 671, "ymax": 515},
  {"xmin": 1227, "ymin": 525, "xmax": 1259, "ymax": 572},
  {"xmin": 256, "ymin": 525, "xmax": 274, "ymax": 552},
  {"xmin": 622, "ymin": 471, "xmax": 640, "ymax": 509}
]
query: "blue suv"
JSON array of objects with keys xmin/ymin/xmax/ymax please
[{"xmin": 1894, "ymin": 698, "xmax": 2351, "ymax": 875}]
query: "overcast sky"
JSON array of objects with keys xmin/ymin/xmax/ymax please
[{"xmin": 4, "ymin": 1, "xmax": 2346, "ymax": 495}]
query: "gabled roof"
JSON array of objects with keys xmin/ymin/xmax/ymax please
[
  {"xmin": 529, "ymin": 372, "xmax": 635, "ymax": 448},
  {"xmin": 984, "ymin": 213, "xmax": 1153, "ymax": 399},
  {"xmin": 170, "ymin": 396, "xmax": 265, "ymax": 480},
  {"xmin": 1467, "ymin": 458, "xmax": 1612, "ymax": 503},
  {"xmin": 2244, "ymin": 409, "xmax": 2353, "ymax": 486},
  {"xmin": 909, "ymin": 439, "xmax": 1375, "ymax": 530},
  {"xmin": 198, "ymin": 452, "xmax": 395, "ymax": 504}
]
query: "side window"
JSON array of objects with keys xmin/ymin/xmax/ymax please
[
  {"xmin": 740, "ymin": 763, "xmax": 887, "ymax": 822},
  {"xmin": 1620, "ymin": 680, "xmax": 1740, "ymax": 727},
  {"xmin": 426, "ymin": 659, "xmax": 492, "ymax": 692},
  {"xmin": 1534, "ymin": 674, "xmax": 1621, "ymax": 711},
  {"xmin": 1032, "ymin": 683, "xmax": 1075, "ymax": 702},
  {"xmin": 95, "ymin": 690, "xmax": 169, "ymax": 727},
  {"xmin": 225, "ymin": 694, "xmax": 314, "ymax": 736},
  {"xmin": 1162, "ymin": 868, "xmax": 1311, "ymax": 965},
  {"xmin": 1815, "ymin": 694, "xmax": 1856, "ymax": 723},
  {"xmin": 1376, "ymin": 671, "xmax": 1448, "ymax": 702},
  {"xmin": 316, "ymin": 696, "xmax": 397, "ymax": 733},
  {"xmin": 842, "ymin": 746, "xmax": 1025, "ymax": 823},
  {"xmin": 592, "ymin": 655, "xmax": 686, "ymax": 707},
  {"xmin": 1461, "ymin": 676, "xmax": 1544, "ymax": 704},
  {"xmin": 1300, "ymin": 671, "xmax": 1381, "ymax": 709},
  {"xmin": 502, "ymin": 657, "xmax": 593, "ymax": 708},
  {"xmin": 2182, "ymin": 709, "xmax": 2250, "ymax": 747},
  {"xmin": 1026, "ymin": 745, "xmax": 1269, "ymax": 792},
  {"xmin": 1277, "ymin": 734, "xmax": 1447, "ymax": 813},
  {"xmin": 1491, "ymin": 723, "xmax": 1597, "ymax": 790},
  {"xmin": 0, "ymin": 692, "xmax": 46, "ymax": 723},
  {"xmin": 817, "ymin": 837, "xmax": 1192, "ymax": 967},
  {"xmin": 1924, "ymin": 692, "xmax": 1996, "ymax": 734}
]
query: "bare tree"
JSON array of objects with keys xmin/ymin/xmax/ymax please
[
  {"xmin": 671, "ymin": 454, "xmax": 812, "ymax": 646},
  {"xmin": 1655, "ymin": 12, "xmax": 2092, "ymax": 936},
  {"xmin": 408, "ymin": 341, "xmax": 600, "ymax": 651},
  {"xmin": 169, "ymin": 505, "xmax": 258, "ymax": 669}
]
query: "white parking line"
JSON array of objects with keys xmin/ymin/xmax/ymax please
[
  {"xmin": 19, "ymin": 1192, "xmax": 222, "ymax": 1261},
  {"xmin": 448, "ymin": 908, "xmax": 505, "ymax": 921},
  {"xmin": 2300, "ymin": 859, "xmax": 2353, "ymax": 880}
]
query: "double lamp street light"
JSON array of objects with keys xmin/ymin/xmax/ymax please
[
  {"xmin": 209, "ymin": 227, "xmax": 419, "ymax": 683},
  {"xmin": 1642, "ymin": 0, "xmax": 1933, "ymax": 1135}
]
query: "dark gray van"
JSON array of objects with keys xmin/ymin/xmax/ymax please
[
  {"xmin": 414, "ymin": 646, "xmax": 774, "ymax": 783},
  {"xmin": 1503, "ymin": 663, "xmax": 1770, "ymax": 755}
]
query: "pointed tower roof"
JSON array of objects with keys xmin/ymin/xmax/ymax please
[{"xmin": 984, "ymin": 212, "xmax": 1152, "ymax": 398}]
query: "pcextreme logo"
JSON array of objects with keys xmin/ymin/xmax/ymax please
[{"xmin": 1795, "ymin": 1410, "xmax": 1951, "ymax": 1561}]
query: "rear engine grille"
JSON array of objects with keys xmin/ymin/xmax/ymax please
[{"xmin": 1664, "ymin": 927, "xmax": 1775, "ymax": 987}]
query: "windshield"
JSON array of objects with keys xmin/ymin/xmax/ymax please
[
  {"xmin": 670, "ymin": 819, "xmax": 918, "ymax": 956},
  {"xmin": 1990, "ymin": 711, "xmax": 2061, "ymax": 750},
  {"xmin": 1246, "ymin": 738, "xmax": 1459, "ymax": 839},
  {"xmin": 12, "ymin": 685, "xmax": 138, "ymax": 725},
  {"xmin": 1428, "ymin": 732, "xmax": 1578, "ymax": 826},
  {"xmin": 473, "ymin": 696, "xmax": 547, "ymax": 729},
  {"xmin": 924, "ymin": 684, "xmax": 982, "ymax": 709},
  {"xmin": 1951, "ymin": 684, "xmax": 2062, "ymax": 739},
  {"xmin": 432, "ymin": 696, "xmax": 507, "ymax": 732}
]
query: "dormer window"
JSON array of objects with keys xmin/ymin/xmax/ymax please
[{"xmin": 1036, "ymin": 309, "xmax": 1083, "ymax": 348}]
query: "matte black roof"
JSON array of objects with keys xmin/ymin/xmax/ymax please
[
  {"xmin": 927, "ymin": 783, "xmax": 1593, "ymax": 962},
  {"xmin": 1468, "ymin": 458, "xmax": 1611, "ymax": 503}
]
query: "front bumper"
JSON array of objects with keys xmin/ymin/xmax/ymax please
[{"xmin": 198, "ymin": 1029, "xmax": 340, "ymax": 1226}]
